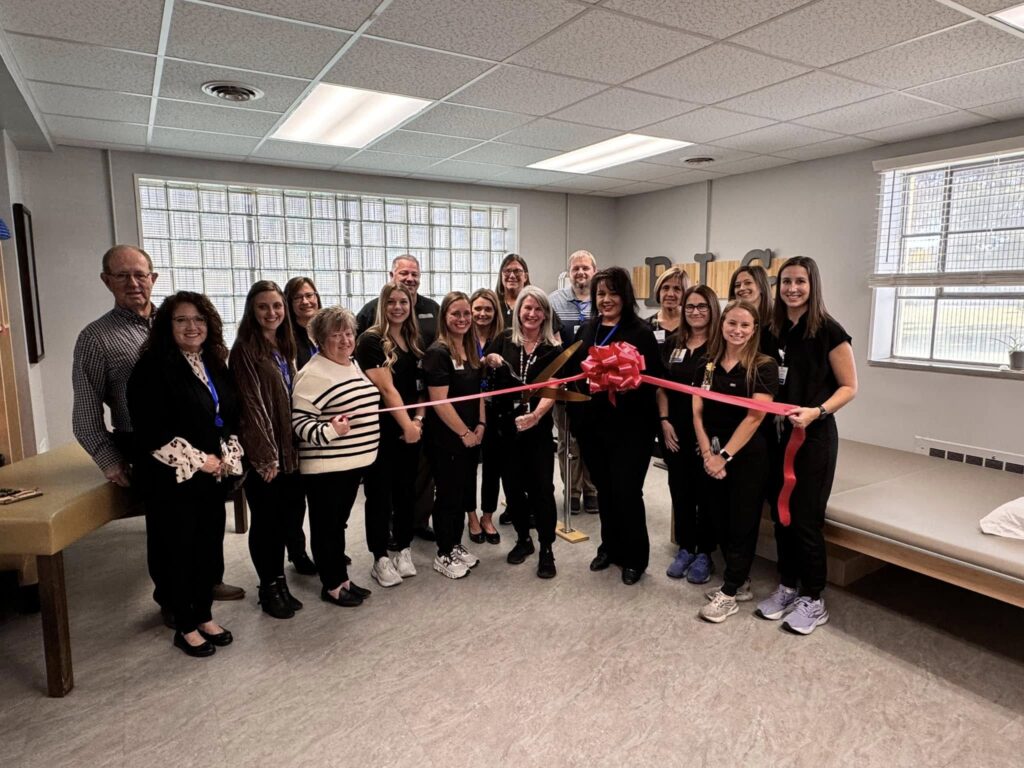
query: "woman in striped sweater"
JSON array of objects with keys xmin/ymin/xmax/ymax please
[{"xmin": 291, "ymin": 306, "xmax": 380, "ymax": 608}]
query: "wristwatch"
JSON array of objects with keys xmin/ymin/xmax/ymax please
[
  {"xmin": 817, "ymin": 405, "xmax": 829, "ymax": 419},
  {"xmin": 718, "ymin": 449, "xmax": 734, "ymax": 463}
]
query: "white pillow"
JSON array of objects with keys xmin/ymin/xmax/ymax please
[{"xmin": 980, "ymin": 497, "xmax": 1024, "ymax": 540}]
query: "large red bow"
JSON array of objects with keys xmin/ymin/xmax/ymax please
[{"xmin": 580, "ymin": 342, "xmax": 645, "ymax": 404}]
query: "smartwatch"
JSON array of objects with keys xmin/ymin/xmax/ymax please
[
  {"xmin": 817, "ymin": 405, "xmax": 829, "ymax": 420},
  {"xmin": 718, "ymin": 449, "xmax": 734, "ymax": 463}
]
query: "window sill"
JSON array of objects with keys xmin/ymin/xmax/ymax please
[{"xmin": 869, "ymin": 358, "xmax": 1024, "ymax": 381}]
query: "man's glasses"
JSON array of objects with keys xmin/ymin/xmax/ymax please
[
  {"xmin": 106, "ymin": 272, "xmax": 154, "ymax": 284},
  {"xmin": 684, "ymin": 303, "xmax": 710, "ymax": 314}
]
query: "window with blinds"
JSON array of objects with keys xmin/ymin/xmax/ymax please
[
  {"xmin": 870, "ymin": 151, "xmax": 1024, "ymax": 370},
  {"xmin": 136, "ymin": 177, "xmax": 516, "ymax": 344}
]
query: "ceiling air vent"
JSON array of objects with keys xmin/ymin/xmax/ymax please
[
  {"xmin": 683, "ymin": 156, "xmax": 715, "ymax": 166},
  {"xmin": 201, "ymin": 82, "xmax": 264, "ymax": 103}
]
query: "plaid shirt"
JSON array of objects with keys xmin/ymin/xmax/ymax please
[{"xmin": 72, "ymin": 305, "xmax": 152, "ymax": 470}]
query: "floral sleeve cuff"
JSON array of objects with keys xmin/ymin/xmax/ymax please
[
  {"xmin": 220, "ymin": 436, "xmax": 245, "ymax": 476},
  {"xmin": 152, "ymin": 437, "xmax": 207, "ymax": 483}
]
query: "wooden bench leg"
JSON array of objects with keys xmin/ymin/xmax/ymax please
[
  {"xmin": 232, "ymin": 488, "xmax": 248, "ymax": 534},
  {"xmin": 36, "ymin": 552, "xmax": 73, "ymax": 697}
]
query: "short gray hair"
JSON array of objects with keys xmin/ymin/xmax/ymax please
[
  {"xmin": 309, "ymin": 306, "xmax": 357, "ymax": 348},
  {"xmin": 391, "ymin": 254, "xmax": 420, "ymax": 271},
  {"xmin": 511, "ymin": 286, "xmax": 558, "ymax": 347}
]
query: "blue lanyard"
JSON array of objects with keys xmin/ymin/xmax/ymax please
[
  {"xmin": 273, "ymin": 350, "xmax": 292, "ymax": 392},
  {"xmin": 476, "ymin": 338, "xmax": 485, "ymax": 359},
  {"xmin": 570, "ymin": 299, "xmax": 588, "ymax": 324},
  {"xmin": 597, "ymin": 322, "xmax": 619, "ymax": 346},
  {"xmin": 201, "ymin": 362, "xmax": 224, "ymax": 428}
]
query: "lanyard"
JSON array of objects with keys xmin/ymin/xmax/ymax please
[
  {"xmin": 597, "ymin": 322, "xmax": 619, "ymax": 346},
  {"xmin": 569, "ymin": 298, "xmax": 588, "ymax": 323},
  {"xmin": 273, "ymin": 350, "xmax": 292, "ymax": 392},
  {"xmin": 201, "ymin": 362, "xmax": 224, "ymax": 428}
]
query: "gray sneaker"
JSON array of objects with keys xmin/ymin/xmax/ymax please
[
  {"xmin": 755, "ymin": 584, "xmax": 798, "ymax": 620},
  {"xmin": 781, "ymin": 596, "xmax": 829, "ymax": 635},
  {"xmin": 699, "ymin": 591, "xmax": 739, "ymax": 623},
  {"xmin": 705, "ymin": 578, "xmax": 752, "ymax": 602}
]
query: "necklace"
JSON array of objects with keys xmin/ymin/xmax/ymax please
[{"xmin": 519, "ymin": 343, "xmax": 538, "ymax": 383}]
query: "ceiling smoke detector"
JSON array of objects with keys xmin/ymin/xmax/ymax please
[
  {"xmin": 201, "ymin": 81, "xmax": 264, "ymax": 103},
  {"xmin": 683, "ymin": 156, "xmax": 716, "ymax": 166}
]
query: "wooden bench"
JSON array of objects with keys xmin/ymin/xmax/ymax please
[{"xmin": 0, "ymin": 443, "xmax": 248, "ymax": 697}]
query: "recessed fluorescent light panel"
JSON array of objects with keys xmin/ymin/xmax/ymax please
[
  {"xmin": 273, "ymin": 83, "xmax": 431, "ymax": 148},
  {"xmin": 993, "ymin": 3, "xmax": 1024, "ymax": 30},
  {"xmin": 529, "ymin": 134, "xmax": 692, "ymax": 174}
]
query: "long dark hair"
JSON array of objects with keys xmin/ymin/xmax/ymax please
[
  {"xmin": 772, "ymin": 256, "xmax": 830, "ymax": 338},
  {"xmin": 672, "ymin": 284, "xmax": 720, "ymax": 350},
  {"xmin": 367, "ymin": 283, "xmax": 423, "ymax": 366},
  {"xmin": 236, "ymin": 280, "xmax": 296, "ymax": 362},
  {"xmin": 284, "ymin": 276, "xmax": 321, "ymax": 329},
  {"xmin": 143, "ymin": 291, "xmax": 228, "ymax": 372},
  {"xmin": 495, "ymin": 253, "xmax": 529, "ymax": 306},
  {"xmin": 728, "ymin": 265, "xmax": 772, "ymax": 328},
  {"xmin": 708, "ymin": 300, "xmax": 773, "ymax": 392},
  {"xmin": 589, "ymin": 266, "xmax": 638, "ymax": 325}
]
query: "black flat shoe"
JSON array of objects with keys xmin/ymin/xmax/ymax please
[
  {"xmin": 198, "ymin": 626, "xmax": 233, "ymax": 646},
  {"xmin": 258, "ymin": 582, "xmax": 295, "ymax": 620},
  {"xmin": 173, "ymin": 631, "xmax": 215, "ymax": 658},
  {"xmin": 590, "ymin": 552, "xmax": 613, "ymax": 571},
  {"xmin": 622, "ymin": 567, "xmax": 643, "ymax": 585},
  {"xmin": 468, "ymin": 530, "xmax": 486, "ymax": 544},
  {"xmin": 289, "ymin": 552, "xmax": 318, "ymax": 576},
  {"xmin": 276, "ymin": 576, "xmax": 303, "ymax": 611},
  {"xmin": 484, "ymin": 530, "xmax": 501, "ymax": 545},
  {"xmin": 320, "ymin": 586, "xmax": 362, "ymax": 607},
  {"xmin": 347, "ymin": 581, "xmax": 372, "ymax": 599}
]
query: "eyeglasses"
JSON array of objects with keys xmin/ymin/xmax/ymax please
[
  {"xmin": 502, "ymin": 269, "xmax": 525, "ymax": 277},
  {"xmin": 173, "ymin": 315, "xmax": 207, "ymax": 326},
  {"xmin": 292, "ymin": 292, "xmax": 318, "ymax": 302},
  {"xmin": 106, "ymin": 271, "xmax": 154, "ymax": 284},
  {"xmin": 684, "ymin": 304, "xmax": 710, "ymax": 314}
]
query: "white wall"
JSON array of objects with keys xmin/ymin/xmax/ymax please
[
  {"xmin": 611, "ymin": 118, "xmax": 1024, "ymax": 454},
  {"xmin": 18, "ymin": 146, "xmax": 615, "ymax": 450}
]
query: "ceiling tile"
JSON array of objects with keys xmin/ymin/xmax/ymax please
[
  {"xmin": 730, "ymin": 0, "xmax": 968, "ymax": 67},
  {"xmin": 1, "ymin": 0, "xmax": 164, "ymax": 53},
  {"xmin": 253, "ymin": 140, "xmax": 356, "ymax": 166},
  {"xmin": 491, "ymin": 167, "xmax": 578, "ymax": 185},
  {"xmin": 454, "ymin": 142, "xmax": 558, "ymax": 166},
  {"xmin": 590, "ymin": 162, "xmax": 677, "ymax": 182},
  {"xmin": 158, "ymin": 60, "xmax": 309, "ymax": 113},
  {"xmin": 644, "ymin": 107, "xmax": 775, "ymax": 143},
  {"xmin": 367, "ymin": 130, "xmax": 481, "ymax": 158},
  {"xmin": 209, "ymin": 0, "xmax": 380, "ymax": 30},
  {"xmin": 541, "ymin": 175, "xmax": 630, "ymax": 192},
  {"xmin": 907, "ymin": 59, "xmax": 1024, "ymax": 109},
  {"xmin": 828, "ymin": 21, "xmax": 1024, "ymax": 90},
  {"xmin": 650, "ymin": 168, "xmax": 723, "ymax": 186},
  {"xmin": 714, "ymin": 122, "xmax": 844, "ymax": 153},
  {"xmin": 973, "ymin": 97, "xmax": 1024, "ymax": 121},
  {"xmin": 797, "ymin": 93, "xmax": 955, "ymax": 134},
  {"xmin": 510, "ymin": 9, "xmax": 708, "ymax": 84},
  {"xmin": 154, "ymin": 99, "xmax": 281, "ymax": 137},
  {"xmin": 368, "ymin": 0, "xmax": 584, "ymax": 60},
  {"xmin": 45, "ymin": 116, "xmax": 148, "ymax": 146},
  {"xmin": 856, "ymin": 111, "xmax": 992, "ymax": 144},
  {"xmin": 336, "ymin": 151, "xmax": 437, "ymax": 173},
  {"xmin": 150, "ymin": 128, "xmax": 260, "ymax": 156},
  {"xmin": 709, "ymin": 155, "xmax": 796, "ymax": 175},
  {"xmin": 450, "ymin": 66, "xmax": 605, "ymax": 116},
  {"xmin": 955, "ymin": 0, "xmax": 1019, "ymax": 11},
  {"xmin": 605, "ymin": 180, "xmax": 675, "ymax": 195},
  {"xmin": 604, "ymin": 0, "xmax": 811, "ymax": 39},
  {"xmin": 644, "ymin": 143, "xmax": 757, "ymax": 166},
  {"xmin": 323, "ymin": 38, "xmax": 492, "ymax": 99},
  {"xmin": 494, "ymin": 119, "xmax": 619, "ymax": 151},
  {"xmin": 167, "ymin": 1, "xmax": 348, "ymax": 78},
  {"xmin": 30, "ymin": 82, "xmax": 151, "ymax": 123},
  {"xmin": 775, "ymin": 135, "xmax": 879, "ymax": 160},
  {"xmin": 626, "ymin": 44, "xmax": 810, "ymax": 104},
  {"xmin": 9, "ymin": 36, "xmax": 155, "ymax": 94},
  {"xmin": 402, "ymin": 104, "xmax": 533, "ymax": 140},
  {"xmin": 425, "ymin": 160, "xmax": 512, "ymax": 180},
  {"xmin": 717, "ymin": 72, "xmax": 884, "ymax": 120},
  {"xmin": 550, "ymin": 88, "xmax": 696, "ymax": 131}
]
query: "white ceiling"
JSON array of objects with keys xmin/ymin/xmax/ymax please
[{"xmin": 2, "ymin": 0, "xmax": 1023, "ymax": 196}]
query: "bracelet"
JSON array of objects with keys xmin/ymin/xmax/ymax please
[
  {"xmin": 460, "ymin": 430, "xmax": 470, "ymax": 438},
  {"xmin": 413, "ymin": 415, "xmax": 424, "ymax": 423},
  {"xmin": 659, "ymin": 415, "xmax": 670, "ymax": 421}
]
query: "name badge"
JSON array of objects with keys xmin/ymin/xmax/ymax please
[
  {"xmin": 669, "ymin": 347, "xmax": 686, "ymax": 363},
  {"xmin": 778, "ymin": 366, "xmax": 789, "ymax": 385},
  {"xmin": 418, "ymin": 313, "xmax": 433, "ymax": 319},
  {"xmin": 416, "ymin": 378, "xmax": 425, "ymax": 392},
  {"xmin": 573, "ymin": 324, "xmax": 580, "ymax": 336},
  {"xmin": 452, "ymin": 358, "xmax": 464, "ymax": 371},
  {"xmin": 654, "ymin": 329, "xmax": 666, "ymax": 343}
]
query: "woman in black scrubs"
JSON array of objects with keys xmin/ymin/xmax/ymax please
[
  {"xmin": 756, "ymin": 256, "xmax": 857, "ymax": 635},
  {"xmin": 569, "ymin": 267, "xmax": 664, "ymax": 585},
  {"xmin": 468, "ymin": 288, "xmax": 504, "ymax": 542},
  {"xmin": 645, "ymin": 265, "xmax": 690, "ymax": 343},
  {"xmin": 657, "ymin": 284, "xmax": 720, "ymax": 584},
  {"xmin": 728, "ymin": 265, "xmax": 772, "ymax": 331}
]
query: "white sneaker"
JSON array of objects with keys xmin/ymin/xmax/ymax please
[
  {"xmin": 705, "ymin": 578, "xmax": 753, "ymax": 602},
  {"xmin": 391, "ymin": 547, "xmax": 417, "ymax": 578},
  {"xmin": 433, "ymin": 553, "xmax": 469, "ymax": 579},
  {"xmin": 452, "ymin": 543, "xmax": 480, "ymax": 568},
  {"xmin": 699, "ymin": 591, "xmax": 739, "ymax": 623},
  {"xmin": 371, "ymin": 556, "xmax": 403, "ymax": 587}
]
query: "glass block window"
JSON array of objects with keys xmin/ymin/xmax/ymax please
[
  {"xmin": 137, "ymin": 178, "xmax": 516, "ymax": 345},
  {"xmin": 870, "ymin": 152, "xmax": 1024, "ymax": 369}
]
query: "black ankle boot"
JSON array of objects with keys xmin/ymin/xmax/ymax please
[
  {"xmin": 506, "ymin": 537, "xmax": 535, "ymax": 565},
  {"xmin": 276, "ymin": 576, "xmax": 303, "ymax": 611},
  {"xmin": 537, "ymin": 546, "xmax": 556, "ymax": 579},
  {"xmin": 258, "ymin": 582, "xmax": 295, "ymax": 620}
]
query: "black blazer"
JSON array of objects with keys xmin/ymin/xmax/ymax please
[{"xmin": 127, "ymin": 348, "xmax": 240, "ymax": 493}]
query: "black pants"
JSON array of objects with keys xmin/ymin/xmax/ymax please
[
  {"xmin": 245, "ymin": 470, "xmax": 304, "ymax": 586},
  {"xmin": 364, "ymin": 434, "xmax": 421, "ymax": 558},
  {"xmin": 661, "ymin": 429, "xmax": 716, "ymax": 555},
  {"xmin": 577, "ymin": 425, "xmax": 654, "ymax": 572},
  {"xmin": 702, "ymin": 438, "xmax": 768, "ymax": 596},
  {"xmin": 304, "ymin": 469, "xmax": 363, "ymax": 591},
  {"xmin": 771, "ymin": 419, "xmax": 838, "ymax": 599},
  {"xmin": 426, "ymin": 437, "xmax": 474, "ymax": 556},
  {"xmin": 145, "ymin": 477, "xmax": 225, "ymax": 633},
  {"xmin": 478, "ymin": 404, "xmax": 501, "ymax": 514},
  {"xmin": 497, "ymin": 415, "xmax": 557, "ymax": 546}
]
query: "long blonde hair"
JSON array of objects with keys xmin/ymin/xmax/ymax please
[
  {"xmin": 436, "ymin": 291, "xmax": 480, "ymax": 369},
  {"xmin": 367, "ymin": 283, "xmax": 423, "ymax": 368},
  {"xmin": 707, "ymin": 300, "xmax": 774, "ymax": 392}
]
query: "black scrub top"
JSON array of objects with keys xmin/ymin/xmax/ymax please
[
  {"xmin": 355, "ymin": 331, "xmax": 422, "ymax": 439},
  {"xmin": 422, "ymin": 341, "xmax": 482, "ymax": 450},
  {"xmin": 697, "ymin": 358, "xmax": 779, "ymax": 444}
]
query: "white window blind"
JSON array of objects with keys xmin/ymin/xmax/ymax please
[
  {"xmin": 870, "ymin": 151, "xmax": 1024, "ymax": 369},
  {"xmin": 137, "ymin": 178, "xmax": 516, "ymax": 345}
]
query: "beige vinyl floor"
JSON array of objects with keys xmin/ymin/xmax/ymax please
[{"xmin": 1, "ymin": 463, "xmax": 1022, "ymax": 768}]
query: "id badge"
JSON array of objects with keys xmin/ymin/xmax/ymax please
[
  {"xmin": 669, "ymin": 347, "xmax": 686, "ymax": 364},
  {"xmin": 452, "ymin": 358, "xmax": 465, "ymax": 371},
  {"xmin": 778, "ymin": 366, "xmax": 789, "ymax": 385},
  {"xmin": 573, "ymin": 324, "xmax": 580, "ymax": 336},
  {"xmin": 654, "ymin": 329, "xmax": 666, "ymax": 344}
]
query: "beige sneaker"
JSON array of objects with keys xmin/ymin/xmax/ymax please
[
  {"xmin": 699, "ymin": 591, "xmax": 739, "ymax": 623},
  {"xmin": 392, "ymin": 547, "xmax": 417, "ymax": 578}
]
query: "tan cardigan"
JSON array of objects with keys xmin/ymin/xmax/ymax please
[{"xmin": 229, "ymin": 341, "xmax": 299, "ymax": 474}]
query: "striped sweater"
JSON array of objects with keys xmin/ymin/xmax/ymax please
[{"xmin": 291, "ymin": 354, "xmax": 381, "ymax": 474}]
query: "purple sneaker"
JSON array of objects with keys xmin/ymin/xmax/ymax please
[
  {"xmin": 686, "ymin": 553, "xmax": 713, "ymax": 584},
  {"xmin": 755, "ymin": 584, "xmax": 798, "ymax": 620},
  {"xmin": 781, "ymin": 596, "xmax": 829, "ymax": 635},
  {"xmin": 666, "ymin": 548, "xmax": 695, "ymax": 579}
]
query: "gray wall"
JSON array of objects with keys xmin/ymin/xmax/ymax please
[
  {"xmin": 17, "ymin": 146, "xmax": 616, "ymax": 451},
  {"xmin": 611, "ymin": 119, "xmax": 1024, "ymax": 454}
]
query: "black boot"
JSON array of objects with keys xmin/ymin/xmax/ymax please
[
  {"xmin": 276, "ymin": 576, "xmax": 303, "ymax": 611},
  {"xmin": 506, "ymin": 537, "xmax": 535, "ymax": 565},
  {"xmin": 258, "ymin": 582, "xmax": 295, "ymax": 620},
  {"xmin": 288, "ymin": 551, "xmax": 317, "ymax": 576},
  {"xmin": 537, "ymin": 546, "xmax": 556, "ymax": 579}
]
